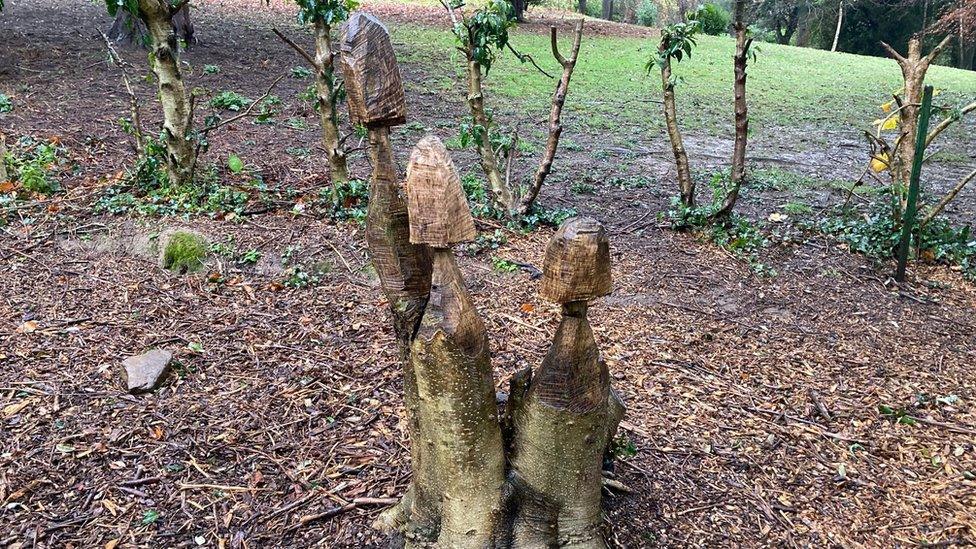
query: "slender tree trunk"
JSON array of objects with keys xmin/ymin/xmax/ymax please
[
  {"xmin": 513, "ymin": 0, "xmax": 526, "ymax": 22},
  {"xmin": 139, "ymin": 0, "xmax": 194, "ymax": 187},
  {"xmin": 313, "ymin": 20, "xmax": 349, "ymax": 185},
  {"xmin": 831, "ymin": 0, "xmax": 844, "ymax": 52},
  {"xmin": 660, "ymin": 55, "xmax": 694, "ymax": 208},
  {"xmin": 466, "ymin": 56, "xmax": 514, "ymax": 212},
  {"xmin": 0, "ymin": 133, "xmax": 8, "ymax": 184},
  {"xmin": 881, "ymin": 36, "xmax": 952, "ymax": 214},
  {"xmin": 520, "ymin": 21, "xmax": 584, "ymax": 215},
  {"xmin": 712, "ymin": 0, "xmax": 751, "ymax": 220},
  {"xmin": 601, "ymin": 0, "xmax": 613, "ymax": 20},
  {"xmin": 579, "ymin": 0, "xmax": 587, "ymax": 15}
]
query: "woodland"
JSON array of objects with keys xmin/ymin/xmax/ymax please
[{"xmin": 1, "ymin": 0, "xmax": 975, "ymax": 547}]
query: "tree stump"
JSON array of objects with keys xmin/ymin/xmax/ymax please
[{"xmin": 346, "ymin": 11, "xmax": 628, "ymax": 547}]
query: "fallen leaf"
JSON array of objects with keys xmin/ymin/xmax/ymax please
[
  {"xmin": 16, "ymin": 320, "xmax": 39, "ymax": 334},
  {"xmin": 520, "ymin": 303, "xmax": 535, "ymax": 313}
]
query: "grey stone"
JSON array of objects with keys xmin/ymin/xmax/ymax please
[{"xmin": 123, "ymin": 349, "xmax": 173, "ymax": 394}]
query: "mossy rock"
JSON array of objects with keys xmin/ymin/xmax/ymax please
[{"xmin": 159, "ymin": 230, "xmax": 209, "ymax": 273}]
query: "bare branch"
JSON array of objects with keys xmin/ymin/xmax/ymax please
[
  {"xmin": 99, "ymin": 29, "xmax": 145, "ymax": 158},
  {"xmin": 920, "ymin": 168, "xmax": 976, "ymax": 228},
  {"xmin": 272, "ymin": 27, "xmax": 320, "ymax": 71},
  {"xmin": 880, "ymin": 41, "xmax": 907, "ymax": 64},
  {"xmin": 506, "ymin": 43, "xmax": 555, "ymax": 79},
  {"xmin": 203, "ymin": 74, "xmax": 287, "ymax": 134},
  {"xmin": 926, "ymin": 101, "xmax": 976, "ymax": 148},
  {"xmin": 925, "ymin": 34, "xmax": 954, "ymax": 64}
]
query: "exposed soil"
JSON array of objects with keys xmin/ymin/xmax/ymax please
[{"xmin": 2, "ymin": 1, "xmax": 976, "ymax": 548}]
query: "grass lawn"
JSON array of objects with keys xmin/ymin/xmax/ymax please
[{"xmin": 391, "ymin": 23, "xmax": 976, "ymax": 142}]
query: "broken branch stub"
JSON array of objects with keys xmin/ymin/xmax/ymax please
[
  {"xmin": 539, "ymin": 217, "xmax": 613, "ymax": 304},
  {"xmin": 405, "ymin": 135, "xmax": 477, "ymax": 248},
  {"xmin": 338, "ymin": 12, "xmax": 407, "ymax": 128}
]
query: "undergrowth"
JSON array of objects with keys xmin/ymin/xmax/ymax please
[
  {"xmin": 95, "ymin": 136, "xmax": 249, "ymax": 218},
  {"xmin": 2, "ymin": 136, "xmax": 69, "ymax": 196},
  {"xmin": 821, "ymin": 193, "xmax": 976, "ymax": 280},
  {"xmin": 162, "ymin": 231, "xmax": 209, "ymax": 273},
  {"xmin": 668, "ymin": 171, "xmax": 775, "ymax": 276}
]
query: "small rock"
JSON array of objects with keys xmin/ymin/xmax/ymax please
[{"xmin": 123, "ymin": 349, "xmax": 173, "ymax": 394}]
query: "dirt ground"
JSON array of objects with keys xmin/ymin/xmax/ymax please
[{"xmin": 2, "ymin": 1, "xmax": 976, "ymax": 547}]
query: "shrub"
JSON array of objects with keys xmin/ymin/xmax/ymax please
[
  {"xmin": 636, "ymin": 0, "xmax": 658, "ymax": 27},
  {"xmin": 689, "ymin": 3, "xmax": 730, "ymax": 35}
]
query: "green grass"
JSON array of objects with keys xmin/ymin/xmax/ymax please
[
  {"xmin": 391, "ymin": 24, "xmax": 976, "ymax": 140},
  {"xmin": 162, "ymin": 232, "xmax": 209, "ymax": 273}
]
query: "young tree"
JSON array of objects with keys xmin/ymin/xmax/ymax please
[
  {"xmin": 339, "ymin": 13, "xmax": 626, "ymax": 546},
  {"xmin": 651, "ymin": 0, "xmax": 752, "ymax": 221},
  {"xmin": 106, "ymin": 0, "xmax": 195, "ymax": 187},
  {"xmin": 712, "ymin": 0, "xmax": 753, "ymax": 220},
  {"xmin": 867, "ymin": 35, "xmax": 976, "ymax": 227},
  {"xmin": 274, "ymin": 0, "xmax": 357, "ymax": 186},
  {"xmin": 652, "ymin": 20, "xmax": 700, "ymax": 208},
  {"xmin": 446, "ymin": 0, "xmax": 585, "ymax": 216}
]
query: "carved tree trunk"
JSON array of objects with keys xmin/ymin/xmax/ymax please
[
  {"xmin": 138, "ymin": 0, "xmax": 194, "ymax": 187},
  {"xmin": 712, "ymin": 0, "xmax": 751, "ymax": 221},
  {"xmin": 338, "ymin": 14, "xmax": 626, "ymax": 548},
  {"xmin": 660, "ymin": 53, "xmax": 694, "ymax": 208},
  {"xmin": 313, "ymin": 20, "xmax": 349, "ymax": 185}
]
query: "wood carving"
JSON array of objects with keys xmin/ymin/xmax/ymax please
[
  {"xmin": 338, "ymin": 12, "xmax": 407, "ymax": 127},
  {"xmin": 539, "ymin": 217, "xmax": 613, "ymax": 304},
  {"xmin": 405, "ymin": 135, "xmax": 477, "ymax": 248}
]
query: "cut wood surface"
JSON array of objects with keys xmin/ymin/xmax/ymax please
[
  {"xmin": 405, "ymin": 135, "xmax": 477, "ymax": 248},
  {"xmin": 539, "ymin": 217, "xmax": 613, "ymax": 304},
  {"xmin": 338, "ymin": 11, "xmax": 407, "ymax": 127}
]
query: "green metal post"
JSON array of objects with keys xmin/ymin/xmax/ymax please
[{"xmin": 895, "ymin": 85, "xmax": 934, "ymax": 283}]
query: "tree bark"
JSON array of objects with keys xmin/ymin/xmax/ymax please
[
  {"xmin": 831, "ymin": 0, "xmax": 844, "ymax": 52},
  {"xmin": 313, "ymin": 20, "xmax": 349, "ymax": 186},
  {"xmin": 579, "ymin": 0, "xmax": 587, "ymax": 15},
  {"xmin": 109, "ymin": 6, "xmax": 194, "ymax": 47},
  {"xmin": 712, "ymin": 0, "xmax": 751, "ymax": 221},
  {"xmin": 410, "ymin": 249, "xmax": 506, "ymax": 547},
  {"xmin": 466, "ymin": 56, "xmax": 514, "ymax": 213},
  {"xmin": 519, "ymin": 21, "xmax": 584, "ymax": 215},
  {"xmin": 509, "ymin": 301, "xmax": 621, "ymax": 548},
  {"xmin": 601, "ymin": 0, "xmax": 613, "ymax": 20},
  {"xmin": 881, "ymin": 36, "xmax": 952, "ymax": 215},
  {"xmin": 660, "ymin": 52, "xmax": 695, "ymax": 208},
  {"xmin": 139, "ymin": 0, "xmax": 194, "ymax": 187},
  {"xmin": 363, "ymin": 127, "xmax": 439, "ymax": 541}
]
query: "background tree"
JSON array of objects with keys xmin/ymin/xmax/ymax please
[
  {"xmin": 274, "ymin": 0, "xmax": 357, "ymax": 186},
  {"xmin": 446, "ymin": 0, "xmax": 585, "ymax": 216},
  {"xmin": 652, "ymin": 20, "xmax": 700, "ymax": 208},
  {"xmin": 754, "ymin": 0, "xmax": 806, "ymax": 44},
  {"xmin": 105, "ymin": 0, "xmax": 195, "ymax": 187},
  {"xmin": 107, "ymin": 3, "xmax": 194, "ymax": 47}
]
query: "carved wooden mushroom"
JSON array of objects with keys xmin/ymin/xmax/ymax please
[
  {"xmin": 539, "ymin": 217, "xmax": 613, "ymax": 305},
  {"xmin": 404, "ymin": 135, "xmax": 506, "ymax": 546},
  {"xmin": 339, "ymin": 12, "xmax": 437, "ymax": 536},
  {"xmin": 338, "ymin": 12, "xmax": 407, "ymax": 128},
  {"xmin": 508, "ymin": 216, "xmax": 623, "ymax": 548}
]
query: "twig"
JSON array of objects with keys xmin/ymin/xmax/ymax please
[
  {"xmin": 99, "ymin": 30, "xmax": 145, "ymax": 157},
  {"xmin": 272, "ymin": 27, "xmax": 320, "ymax": 70},
  {"xmin": 506, "ymin": 42, "xmax": 555, "ymax": 79},
  {"xmin": 202, "ymin": 74, "xmax": 287, "ymax": 134}
]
